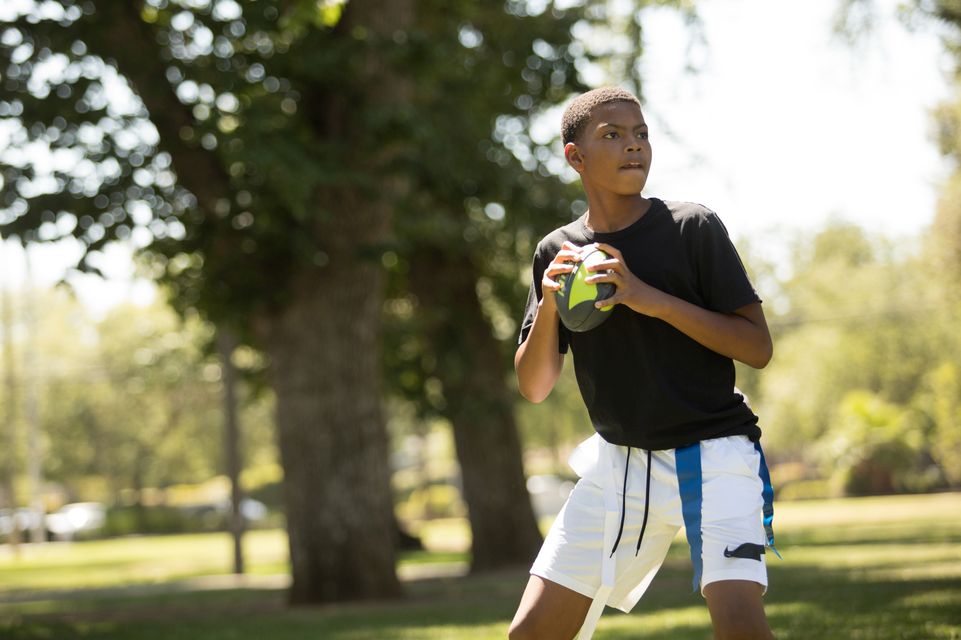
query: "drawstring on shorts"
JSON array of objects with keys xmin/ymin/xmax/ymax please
[
  {"xmin": 636, "ymin": 449, "xmax": 652, "ymax": 555},
  {"xmin": 608, "ymin": 447, "xmax": 653, "ymax": 559}
]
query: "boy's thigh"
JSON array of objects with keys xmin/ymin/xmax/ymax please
[
  {"xmin": 703, "ymin": 580, "xmax": 773, "ymax": 640},
  {"xmin": 530, "ymin": 475, "xmax": 678, "ymax": 610},
  {"xmin": 700, "ymin": 436, "xmax": 769, "ymax": 593},
  {"xmin": 509, "ymin": 575, "xmax": 592, "ymax": 640}
]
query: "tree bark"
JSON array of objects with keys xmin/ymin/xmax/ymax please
[
  {"xmin": 257, "ymin": 0, "xmax": 412, "ymax": 604},
  {"xmin": 217, "ymin": 329, "xmax": 245, "ymax": 575},
  {"xmin": 410, "ymin": 249, "xmax": 543, "ymax": 572},
  {"xmin": 262, "ymin": 232, "xmax": 400, "ymax": 603}
]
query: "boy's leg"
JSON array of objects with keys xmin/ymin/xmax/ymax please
[
  {"xmin": 508, "ymin": 575, "xmax": 592, "ymax": 640},
  {"xmin": 696, "ymin": 435, "xmax": 777, "ymax": 640},
  {"xmin": 703, "ymin": 579, "xmax": 773, "ymax": 640}
]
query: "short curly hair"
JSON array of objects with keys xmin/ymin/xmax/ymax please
[{"xmin": 561, "ymin": 87, "xmax": 642, "ymax": 145}]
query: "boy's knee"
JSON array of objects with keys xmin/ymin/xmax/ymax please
[
  {"xmin": 508, "ymin": 613, "xmax": 576, "ymax": 640},
  {"xmin": 712, "ymin": 617, "xmax": 774, "ymax": 640},
  {"xmin": 509, "ymin": 575, "xmax": 591, "ymax": 639},
  {"xmin": 705, "ymin": 580, "xmax": 772, "ymax": 640},
  {"xmin": 507, "ymin": 616, "xmax": 537, "ymax": 640}
]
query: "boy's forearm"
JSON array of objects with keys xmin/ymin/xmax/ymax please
[
  {"xmin": 514, "ymin": 299, "xmax": 565, "ymax": 402},
  {"xmin": 585, "ymin": 242, "xmax": 772, "ymax": 368},
  {"xmin": 651, "ymin": 294, "xmax": 773, "ymax": 369}
]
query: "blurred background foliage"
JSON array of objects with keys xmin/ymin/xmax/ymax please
[
  {"xmin": 4, "ymin": 210, "xmax": 961, "ymax": 529},
  {"xmin": 0, "ymin": 0, "xmax": 960, "ymax": 604}
]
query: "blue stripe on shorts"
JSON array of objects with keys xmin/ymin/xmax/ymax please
[
  {"xmin": 676, "ymin": 439, "xmax": 781, "ymax": 593},
  {"xmin": 754, "ymin": 441, "xmax": 782, "ymax": 559},
  {"xmin": 675, "ymin": 443, "xmax": 703, "ymax": 593}
]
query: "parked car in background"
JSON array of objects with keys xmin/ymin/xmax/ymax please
[
  {"xmin": 45, "ymin": 502, "xmax": 106, "ymax": 541},
  {"xmin": 0, "ymin": 507, "xmax": 44, "ymax": 540},
  {"xmin": 180, "ymin": 498, "xmax": 269, "ymax": 530}
]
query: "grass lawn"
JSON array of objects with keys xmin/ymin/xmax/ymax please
[{"xmin": 0, "ymin": 492, "xmax": 959, "ymax": 639}]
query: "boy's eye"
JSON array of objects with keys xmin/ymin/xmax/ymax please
[
  {"xmin": 603, "ymin": 131, "xmax": 618, "ymax": 139},
  {"xmin": 639, "ymin": 132, "xmax": 649, "ymax": 140}
]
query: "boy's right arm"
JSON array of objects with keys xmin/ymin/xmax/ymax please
[{"xmin": 514, "ymin": 242, "xmax": 581, "ymax": 403}]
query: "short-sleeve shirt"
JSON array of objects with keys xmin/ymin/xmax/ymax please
[{"xmin": 518, "ymin": 198, "xmax": 762, "ymax": 450}]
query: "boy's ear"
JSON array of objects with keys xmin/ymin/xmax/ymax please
[{"xmin": 564, "ymin": 142, "xmax": 584, "ymax": 172}]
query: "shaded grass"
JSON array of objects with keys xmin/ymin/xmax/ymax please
[{"xmin": 1, "ymin": 493, "xmax": 960, "ymax": 639}]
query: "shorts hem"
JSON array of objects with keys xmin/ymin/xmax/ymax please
[
  {"xmin": 607, "ymin": 594, "xmax": 640, "ymax": 614},
  {"xmin": 530, "ymin": 565, "xmax": 598, "ymax": 601},
  {"xmin": 700, "ymin": 569, "xmax": 768, "ymax": 597}
]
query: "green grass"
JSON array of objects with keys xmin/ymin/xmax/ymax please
[{"xmin": 1, "ymin": 493, "xmax": 960, "ymax": 639}]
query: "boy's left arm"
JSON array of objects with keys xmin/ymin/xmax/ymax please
[{"xmin": 587, "ymin": 243, "xmax": 773, "ymax": 369}]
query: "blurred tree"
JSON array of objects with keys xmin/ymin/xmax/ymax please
[
  {"xmin": 0, "ymin": 0, "xmax": 699, "ymax": 594},
  {"xmin": 381, "ymin": 0, "xmax": 699, "ymax": 570},
  {"xmin": 758, "ymin": 223, "xmax": 944, "ymax": 461},
  {"xmin": 0, "ymin": 282, "xmax": 280, "ymax": 511},
  {"xmin": 0, "ymin": 259, "xmax": 21, "ymax": 551},
  {"xmin": 821, "ymin": 390, "xmax": 924, "ymax": 496},
  {"xmin": 0, "ymin": 0, "xmax": 407, "ymax": 603},
  {"xmin": 915, "ymin": 362, "xmax": 961, "ymax": 487},
  {"xmin": 0, "ymin": 283, "xmax": 223, "ymax": 514},
  {"xmin": 217, "ymin": 329, "xmax": 245, "ymax": 574},
  {"xmin": 906, "ymin": 0, "xmax": 961, "ymax": 487},
  {"xmin": 382, "ymin": 3, "xmax": 588, "ymax": 571},
  {"xmin": 44, "ymin": 300, "xmax": 223, "ymax": 502}
]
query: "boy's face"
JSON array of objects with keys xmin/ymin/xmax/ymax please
[{"xmin": 565, "ymin": 101, "xmax": 651, "ymax": 196}]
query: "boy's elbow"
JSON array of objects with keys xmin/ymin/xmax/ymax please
[
  {"xmin": 738, "ymin": 336, "xmax": 773, "ymax": 369},
  {"xmin": 514, "ymin": 344, "xmax": 559, "ymax": 403},
  {"xmin": 751, "ymin": 339, "xmax": 774, "ymax": 369},
  {"xmin": 517, "ymin": 379, "xmax": 550, "ymax": 404}
]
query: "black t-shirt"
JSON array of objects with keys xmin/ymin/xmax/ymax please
[{"xmin": 518, "ymin": 198, "xmax": 762, "ymax": 450}]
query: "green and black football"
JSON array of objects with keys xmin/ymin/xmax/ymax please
[{"xmin": 555, "ymin": 247, "xmax": 616, "ymax": 332}]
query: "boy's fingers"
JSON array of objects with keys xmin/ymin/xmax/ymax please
[
  {"xmin": 542, "ymin": 276, "xmax": 562, "ymax": 290},
  {"xmin": 585, "ymin": 270, "xmax": 618, "ymax": 284},
  {"xmin": 594, "ymin": 242, "xmax": 623, "ymax": 261},
  {"xmin": 595, "ymin": 294, "xmax": 618, "ymax": 308},
  {"xmin": 586, "ymin": 259, "xmax": 620, "ymax": 272}
]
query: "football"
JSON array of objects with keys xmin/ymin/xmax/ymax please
[{"xmin": 555, "ymin": 247, "xmax": 616, "ymax": 332}]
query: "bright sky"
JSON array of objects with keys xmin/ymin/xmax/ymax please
[
  {"xmin": 0, "ymin": 0, "xmax": 952, "ymax": 315},
  {"xmin": 640, "ymin": 0, "xmax": 949, "ymax": 243}
]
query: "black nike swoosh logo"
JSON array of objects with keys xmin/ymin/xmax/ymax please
[{"xmin": 723, "ymin": 543, "xmax": 765, "ymax": 561}]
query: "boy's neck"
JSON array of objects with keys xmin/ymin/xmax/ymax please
[{"xmin": 583, "ymin": 193, "xmax": 652, "ymax": 233}]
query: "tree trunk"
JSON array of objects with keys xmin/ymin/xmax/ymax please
[
  {"xmin": 262, "ymin": 250, "xmax": 400, "ymax": 604},
  {"xmin": 0, "ymin": 261, "xmax": 21, "ymax": 554},
  {"xmin": 22, "ymin": 253, "xmax": 44, "ymax": 545},
  {"xmin": 257, "ymin": 0, "xmax": 413, "ymax": 605},
  {"xmin": 410, "ymin": 249, "xmax": 543, "ymax": 572},
  {"xmin": 217, "ymin": 329, "xmax": 245, "ymax": 575}
]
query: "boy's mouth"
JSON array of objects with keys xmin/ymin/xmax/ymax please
[{"xmin": 621, "ymin": 162, "xmax": 645, "ymax": 170}]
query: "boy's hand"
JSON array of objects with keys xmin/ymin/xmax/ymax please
[
  {"xmin": 580, "ymin": 243, "xmax": 773, "ymax": 368},
  {"xmin": 540, "ymin": 241, "xmax": 583, "ymax": 310},
  {"xmin": 584, "ymin": 242, "xmax": 667, "ymax": 317}
]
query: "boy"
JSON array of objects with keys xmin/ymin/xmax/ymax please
[{"xmin": 509, "ymin": 86, "xmax": 777, "ymax": 640}]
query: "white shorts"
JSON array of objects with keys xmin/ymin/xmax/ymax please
[{"xmin": 531, "ymin": 433, "xmax": 775, "ymax": 614}]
